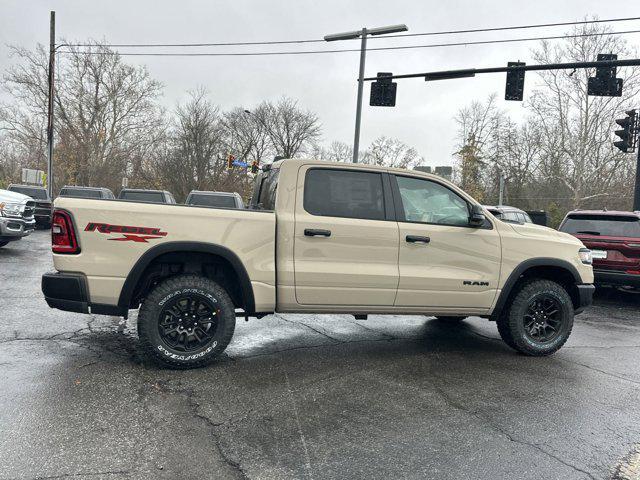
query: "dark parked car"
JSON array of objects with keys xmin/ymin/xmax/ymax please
[
  {"xmin": 185, "ymin": 190, "xmax": 244, "ymax": 209},
  {"xmin": 484, "ymin": 205, "xmax": 533, "ymax": 224},
  {"xmin": 118, "ymin": 188, "xmax": 176, "ymax": 204},
  {"xmin": 559, "ymin": 210, "xmax": 640, "ymax": 288},
  {"xmin": 7, "ymin": 184, "xmax": 52, "ymax": 228},
  {"xmin": 59, "ymin": 186, "xmax": 115, "ymax": 199}
]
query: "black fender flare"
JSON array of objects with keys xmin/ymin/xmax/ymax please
[
  {"xmin": 117, "ymin": 241, "xmax": 255, "ymax": 314},
  {"xmin": 491, "ymin": 258, "xmax": 582, "ymax": 318}
]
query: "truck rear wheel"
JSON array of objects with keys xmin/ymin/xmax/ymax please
[
  {"xmin": 137, "ymin": 274, "xmax": 236, "ymax": 369},
  {"xmin": 497, "ymin": 279, "xmax": 573, "ymax": 356}
]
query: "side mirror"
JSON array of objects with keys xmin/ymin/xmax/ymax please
[{"xmin": 469, "ymin": 204, "xmax": 486, "ymax": 228}]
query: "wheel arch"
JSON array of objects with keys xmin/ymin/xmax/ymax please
[
  {"xmin": 491, "ymin": 258, "xmax": 582, "ymax": 319},
  {"xmin": 117, "ymin": 241, "xmax": 255, "ymax": 315}
]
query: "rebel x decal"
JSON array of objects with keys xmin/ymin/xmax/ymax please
[{"xmin": 85, "ymin": 222, "xmax": 167, "ymax": 242}]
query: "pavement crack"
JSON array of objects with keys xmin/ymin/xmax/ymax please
[
  {"xmin": 32, "ymin": 470, "xmax": 131, "ymax": 479},
  {"xmin": 169, "ymin": 385, "xmax": 249, "ymax": 479},
  {"xmin": 559, "ymin": 358, "xmax": 640, "ymax": 387},
  {"xmin": 274, "ymin": 314, "xmax": 342, "ymax": 343}
]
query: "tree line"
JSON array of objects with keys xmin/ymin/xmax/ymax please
[{"xmin": 0, "ymin": 42, "xmax": 422, "ymax": 201}]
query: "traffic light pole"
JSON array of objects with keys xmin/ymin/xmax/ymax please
[{"xmin": 634, "ymin": 146, "xmax": 640, "ymax": 211}]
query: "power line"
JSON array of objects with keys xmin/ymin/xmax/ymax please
[
  {"xmin": 62, "ymin": 16, "xmax": 640, "ymax": 48},
  {"xmin": 59, "ymin": 29, "xmax": 640, "ymax": 57}
]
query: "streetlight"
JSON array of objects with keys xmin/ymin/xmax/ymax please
[{"xmin": 325, "ymin": 24, "xmax": 408, "ymax": 163}]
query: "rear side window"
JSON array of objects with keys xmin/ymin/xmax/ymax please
[
  {"xmin": 60, "ymin": 188, "xmax": 102, "ymax": 199},
  {"xmin": 189, "ymin": 194, "xmax": 237, "ymax": 208},
  {"xmin": 560, "ymin": 215, "xmax": 640, "ymax": 237},
  {"xmin": 304, "ymin": 169, "xmax": 385, "ymax": 221},
  {"xmin": 120, "ymin": 191, "xmax": 166, "ymax": 203}
]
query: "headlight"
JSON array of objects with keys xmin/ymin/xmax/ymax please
[
  {"xmin": 0, "ymin": 202, "xmax": 22, "ymax": 217},
  {"xmin": 579, "ymin": 248, "xmax": 593, "ymax": 265}
]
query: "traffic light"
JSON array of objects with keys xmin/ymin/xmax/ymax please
[
  {"xmin": 370, "ymin": 72, "xmax": 397, "ymax": 107},
  {"xmin": 613, "ymin": 110, "xmax": 637, "ymax": 153},
  {"xmin": 588, "ymin": 54, "xmax": 623, "ymax": 97},
  {"xmin": 251, "ymin": 161, "xmax": 259, "ymax": 174},
  {"xmin": 505, "ymin": 62, "xmax": 526, "ymax": 101},
  {"xmin": 227, "ymin": 154, "xmax": 235, "ymax": 170}
]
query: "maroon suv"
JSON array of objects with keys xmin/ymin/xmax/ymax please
[{"xmin": 559, "ymin": 210, "xmax": 640, "ymax": 288}]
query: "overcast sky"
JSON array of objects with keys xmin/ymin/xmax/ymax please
[{"xmin": 1, "ymin": 0, "xmax": 639, "ymax": 165}]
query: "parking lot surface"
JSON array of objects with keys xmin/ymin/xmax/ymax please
[{"xmin": 1, "ymin": 230, "xmax": 639, "ymax": 480}]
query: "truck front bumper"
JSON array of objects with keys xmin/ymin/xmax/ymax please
[
  {"xmin": 42, "ymin": 272, "xmax": 125, "ymax": 316},
  {"xmin": 0, "ymin": 216, "xmax": 36, "ymax": 242},
  {"xmin": 575, "ymin": 284, "xmax": 596, "ymax": 314}
]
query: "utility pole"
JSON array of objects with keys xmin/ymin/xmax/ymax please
[
  {"xmin": 353, "ymin": 29, "xmax": 367, "ymax": 164},
  {"xmin": 324, "ymin": 24, "xmax": 408, "ymax": 163},
  {"xmin": 46, "ymin": 11, "xmax": 55, "ymax": 199},
  {"xmin": 634, "ymin": 146, "xmax": 640, "ymax": 211},
  {"xmin": 498, "ymin": 174, "xmax": 505, "ymax": 205}
]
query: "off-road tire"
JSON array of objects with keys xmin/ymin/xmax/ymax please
[
  {"xmin": 433, "ymin": 316, "xmax": 467, "ymax": 322},
  {"xmin": 138, "ymin": 274, "xmax": 236, "ymax": 369},
  {"xmin": 497, "ymin": 279, "xmax": 574, "ymax": 356}
]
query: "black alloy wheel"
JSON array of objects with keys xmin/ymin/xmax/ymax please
[
  {"xmin": 158, "ymin": 294, "xmax": 219, "ymax": 352},
  {"xmin": 523, "ymin": 295, "xmax": 563, "ymax": 343}
]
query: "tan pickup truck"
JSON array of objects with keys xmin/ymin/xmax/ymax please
[{"xmin": 42, "ymin": 159, "xmax": 595, "ymax": 368}]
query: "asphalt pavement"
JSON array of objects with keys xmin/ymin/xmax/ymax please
[{"xmin": 1, "ymin": 230, "xmax": 639, "ymax": 480}]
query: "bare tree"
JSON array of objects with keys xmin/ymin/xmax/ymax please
[
  {"xmin": 528, "ymin": 22, "xmax": 640, "ymax": 208},
  {"xmin": 2, "ymin": 42, "xmax": 164, "ymax": 193},
  {"xmin": 362, "ymin": 136, "xmax": 422, "ymax": 169},
  {"xmin": 255, "ymin": 97, "xmax": 321, "ymax": 158}
]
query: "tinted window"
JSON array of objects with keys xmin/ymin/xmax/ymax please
[
  {"xmin": 189, "ymin": 194, "xmax": 237, "ymax": 208},
  {"xmin": 395, "ymin": 176, "xmax": 469, "ymax": 226},
  {"xmin": 256, "ymin": 168, "xmax": 280, "ymax": 210},
  {"xmin": 560, "ymin": 215, "xmax": 640, "ymax": 238},
  {"xmin": 304, "ymin": 169, "xmax": 385, "ymax": 221},
  {"xmin": 522, "ymin": 212, "xmax": 532, "ymax": 223},
  {"xmin": 60, "ymin": 188, "xmax": 102, "ymax": 199},
  {"xmin": 9, "ymin": 186, "xmax": 48, "ymax": 199},
  {"xmin": 119, "ymin": 191, "xmax": 166, "ymax": 203}
]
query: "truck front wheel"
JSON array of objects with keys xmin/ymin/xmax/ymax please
[
  {"xmin": 138, "ymin": 274, "xmax": 236, "ymax": 369},
  {"xmin": 497, "ymin": 279, "xmax": 574, "ymax": 356}
]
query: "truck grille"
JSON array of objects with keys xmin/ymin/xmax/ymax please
[{"xmin": 22, "ymin": 201, "xmax": 35, "ymax": 220}]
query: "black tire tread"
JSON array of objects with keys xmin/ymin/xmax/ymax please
[
  {"xmin": 496, "ymin": 279, "xmax": 573, "ymax": 356},
  {"xmin": 138, "ymin": 274, "xmax": 236, "ymax": 369}
]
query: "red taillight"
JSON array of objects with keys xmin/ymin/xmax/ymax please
[
  {"xmin": 51, "ymin": 209, "xmax": 80, "ymax": 254},
  {"xmin": 626, "ymin": 269, "xmax": 640, "ymax": 275}
]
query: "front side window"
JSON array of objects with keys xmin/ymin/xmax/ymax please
[
  {"xmin": 395, "ymin": 176, "xmax": 469, "ymax": 227},
  {"xmin": 304, "ymin": 169, "xmax": 385, "ymax": 221}
]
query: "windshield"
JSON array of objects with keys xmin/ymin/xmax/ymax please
[
  {"xmin": 9, "ymin": 186, "xmax": 48, "ymax": 200},
  {"xmin": 60, "ymin": 188, "xmax": 103, "ymax": 199},
  {"xmin": 188, "ymin": 194, "xmax": 237, "ymax": 208},
  {"xmin": 119, "ymin": 191, "xmax": 166, "ymax": 203},
  {"xmin": 560, "ymin": 214, "xmax": 640, "ymax": 238}
]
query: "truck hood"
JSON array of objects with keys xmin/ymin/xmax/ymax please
[
  {"xmin": 508, "ymin": 222, "xmax": 584, "ymax": 246},
  {"xmin": 0, "ymin": 188, "xmax": 32, "ymax": 204}
]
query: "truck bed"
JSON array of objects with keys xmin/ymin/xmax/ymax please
[{"xmin": 52, "ymin": 197, "xmax": 276, "ymax": 311}]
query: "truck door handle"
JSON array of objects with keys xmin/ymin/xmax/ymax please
[
  {"xmin": 406, "ymin": 235, "xmax": 430, "ymax": 244},
  {"xmin": 305, "ymin": 229, "xmax": 331, "ymax": 237}
]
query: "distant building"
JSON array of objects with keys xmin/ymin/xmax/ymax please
[{"xmin": 413, "ymin": 165, "xmax": 452, "ymax": 181}]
